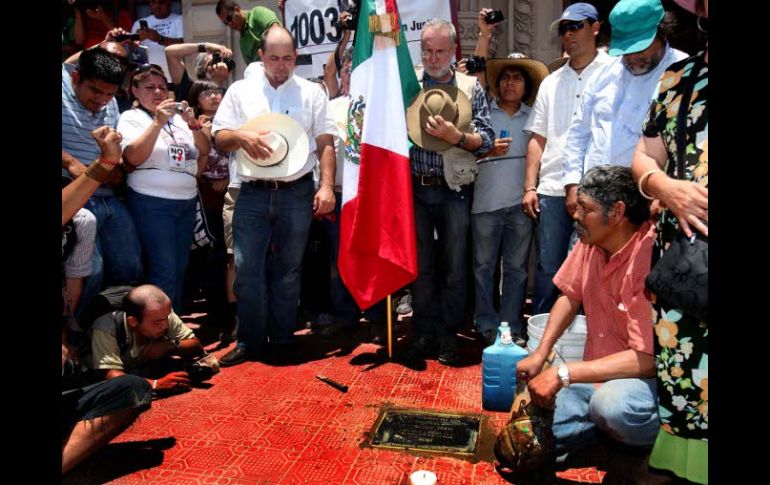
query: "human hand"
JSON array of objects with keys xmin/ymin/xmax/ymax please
[
  {"xmin": 138, "ymin": 27, "xmax": 161, "ymax": 43},
  {"xmin": 105, "ymin": 27, "xmax": 129, "ymax": 42},
  {"xmin": 478, "ymin": 8, "xmax": 495, "ymax": 34},
  {"xmin": 154, "ymin": 99, "xmax": 178, "ymax": 125},
  {"xmin": 238, "ymin": 130, "xmax": 274, "ymax": 160},
  {"xmin": 487, "ymin": 137, "xmax": 511, "ymax": 157},
  {"xmin": 565, "ymin": 184, "xmax": 578, "ymax": 217},
  {"xmin": 212, "ymin": 179, "xmax": 229, "ymax": 193},
  {"xmin": 455, "ymin": 58, "xmax": 468, "ymax": 74},
  {"xmin": 314, "ymin": 185, "xmax": 336, "ymax": 216},
  {"xmin": 516, "ymin": 352, "xmax": 547, "ymax": 383},
  {"xmin": 424, "ymin": 115, "xmax": 459, "ymax": 143},
  {"xmin": 157, "ymin": 371, "xmax": 192, "ymax": 391},
  {"xmin": 522, "ymin": 190, "xmax": 540, "ymax": 220},
  {"xmin": 91, "ymin": 125, "xmax": 123, "ymax": 163},
  {"xmin": 526, "ymin": 367, "xmax": 561, "ymax": 409},
  {"xmin": 659, "ymin": 178, "xmax": 708, "ymax": 237},
  {"xmin": 207, "ymin": 63, "xmax": 231, "ymax": 85}
]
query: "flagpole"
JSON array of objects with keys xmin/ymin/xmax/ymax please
[{"xmin": 387, "ymin": 294, "xmax": 393, "ymax": 359}]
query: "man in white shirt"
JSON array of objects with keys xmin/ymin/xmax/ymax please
[
  {"xmin": 132, "ymin": 0, "xmax": 184, "ymax": 81},
  {"xmin": 212, "ymin": 25, "xmax": 336, "ymax": 367},
  {"xmin": 522, "ymin": 3, "xmax": 612, "ymax": 315},
  {"xmin": 562, "ymin": 0, "xmax": 687, "ymax": 217}
]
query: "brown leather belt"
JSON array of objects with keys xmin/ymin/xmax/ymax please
[{"xmin": 245, "ymin": 172, "xmax": 312, "ymax": 191}]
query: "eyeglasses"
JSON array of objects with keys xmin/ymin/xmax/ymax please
[
  {"xmin": 558, "ymin": 20, "xmax": 587, "ymax": 36},
  {"xmin": 421, "ymin": 49, "xmax": 451, "ymax": 60},
  {"xmin": 200, "ymin": 88, "xmax": 225, "ymax": 98}
]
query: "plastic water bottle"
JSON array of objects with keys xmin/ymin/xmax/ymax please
[
  {"xmin": 482, "ymin": 321, "xmax": 529, "ymax": 411},
  {"xmin": 500, "ymin": 129, "xmax": 510, "ymax": 138}
]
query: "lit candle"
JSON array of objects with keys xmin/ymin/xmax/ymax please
[{"xmin": 409, "ymin": 470, "xmax": 437, "ymax": 485}]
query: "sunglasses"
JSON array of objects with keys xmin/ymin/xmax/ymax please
[{"xmin": 558, "ymin": 20, "xmax": 587, "ymax": 36}]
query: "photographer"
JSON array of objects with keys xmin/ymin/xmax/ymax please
[
  {"xmin": 166, "ymin": 42, "xmax": 234, "ymax": 102},
  {"xmin": 131, "ymin": 0, "xmax": 184, "ymax": 81},
  {"xmin": 88, "ymin": 285, "xmax": 205, "ymax": 393},
  {"xmin": 323, "ymin": 10, "xmax": 353, "ymax": 99},
  {"xmin": 215, "ymin": 0, "xmax": 281, "ymax": 64},
  {"xmin": 456, "ymin": 8, "xmax": 505, "ymax": 87}
]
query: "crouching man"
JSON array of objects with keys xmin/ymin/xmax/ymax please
[{"xmin": 517, "ymin": 165, "xmax": 658, "ymax": 457}]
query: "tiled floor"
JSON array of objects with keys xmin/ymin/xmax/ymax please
[{"xmin": 64, "ymin": 323, "xmax": 606, "ymax": 485}]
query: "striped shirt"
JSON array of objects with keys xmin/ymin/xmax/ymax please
[
  {"xmin": 61, "ymin": 64, "xmax": 121, "ymax": 196},
  {"xmin": 410, "ymin": 73, "xmax": 494, "ymax": 176},
  {"xmin": 553, "ymin": 221, "xmax": 655, "ymax": 361}
]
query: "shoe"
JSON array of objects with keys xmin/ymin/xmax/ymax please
[
  {"xmin": 437, "ymin": 335, "xmax": 459, "ymax": 366},
  {"xmin": 395, "ymin": 292, "xmax": 413, "ymax": 315},
  {"xmin": 481, "ymin": 329, "xmax": 497, "ymax": 346},
  {"xmin": 219, "ymin": 347, "xmax": 257, "ymax": 367},
  {"xmin": 320, "ymin": 321, "xmax": 356, "ymax": 338},
  {"xmin": 402, "ymin": 335, "xmax": 434, "ymax": 362}
]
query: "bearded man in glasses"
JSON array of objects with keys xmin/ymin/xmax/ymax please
[
  {"xmin": 521, "ymin": 3, "xmax": 612, "ymax": 317},
  {"xmin": 561, "ymin": 0, "xmax": 687, "ymax": 220},
  {"xmin": 215, "ymin": 0, "xmax": 281, "ymax": 65}
]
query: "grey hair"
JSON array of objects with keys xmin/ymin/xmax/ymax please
[
  {"xmin": 577, "ymin": 165, "xmax": 650, "ymax": 225},
  {"xmin": 194, "ymin": 52, "xmax": 210, "ymax": 80},
  {"xmin": 421, "ymin": 18, "xmax": 456, "ymax": 44}
]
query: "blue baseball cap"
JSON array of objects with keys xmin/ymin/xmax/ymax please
[
  {"xmin": 550, "ymin": 3, "xmax": 600, "ymax": 31},
  {"xmin": 608, "ymin": 0, "xmax": 664, "ymax": 56}
]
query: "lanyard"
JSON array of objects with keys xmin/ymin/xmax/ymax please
[{"xmin": 137, "ymin": 106, "xmax": 177, "ymax": 144}]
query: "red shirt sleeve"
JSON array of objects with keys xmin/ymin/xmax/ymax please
[{"xmin": 553, "ymin": 240, "xmax": 589, "ymax": 303}]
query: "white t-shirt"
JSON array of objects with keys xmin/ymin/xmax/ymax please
[
  {"xmin": 131, "ymin": 13, "xmax": 184, "ymax": 81},
  {"xmin": 118, "ymin": 109, "xmax": 199, "ymax": 200},
  {"xmin": 523, "ymin": 50, "xmax": 611, "ymax": 197},
  {"xmin": 212, "ymin": 70, "xmax": 335, "ymax": 182}
]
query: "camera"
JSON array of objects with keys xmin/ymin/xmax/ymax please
[
  {"xmin": 339, "ymin": 0, "xmax": 359, "ymax": 31},
  {"xmin": 484, "ymin": 9, "xmax": 505, "ymax": 25},
  {"xmin": 127, "ymin": 44, "xmax": 149, "ymax": 65},
  {"xmin": 115, "ymin": 33, "xmax": 141, "ymax": 42},
  {"xmin": 209, "ymin": 52, "xmax": 236, "ymax": 72},
  {"xmin": 172, "ymin": 102, "xmax": 186, "ymax": 114},
  {"xmin": 185, "ymin": 354, "xmax": 220, "ymax": 383},
  {"xmin": 464, "ymin": 56, "xmax": 487, "ymax": 74}
]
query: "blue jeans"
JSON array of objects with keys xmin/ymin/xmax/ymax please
[
  {"xmin": 472, "ymin": 205, "xmax": 533, "ymax": 334},
  {"xmin": 77, "ymin": 195, "xmax": 143, "ymax": 321},
  {"xmin": 533, "ymin": 195, "xmax": 574, "ymax": 315},
  {"xmin": 127, "ymin": 189, "xmax": 196, "ymax": 313},
  {"xmin": 323, "ymin": 192, "xmax": 386, "ymax": 324},
  {"xmin": 412, "ymin": 182, "xmax": 471, "ymax": 338},
  {"xmin": 232, "ymin": 178, "xmax": 314, "ymax": 352},
  {"xmin": 553, "ymin": 378, "xmax": 659, "ymax": 454}
]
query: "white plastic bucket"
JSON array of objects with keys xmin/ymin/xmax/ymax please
[{"xmin": 526, "ymin": 313, "xmax": 587, "ymax": 364}]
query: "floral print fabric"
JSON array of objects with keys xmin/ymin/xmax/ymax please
[{"xmin": 643, "ymin": 52, "xmax": 708, "ymax": 441}]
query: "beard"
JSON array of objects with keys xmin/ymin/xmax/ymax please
[{"xmin": 623, "ymin": 48, "xmax": 664, "ymax": 76}]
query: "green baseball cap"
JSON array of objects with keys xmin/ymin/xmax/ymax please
[{"xmin": 608, "ymin": 0, "xmax": 664, "ymax": 56}]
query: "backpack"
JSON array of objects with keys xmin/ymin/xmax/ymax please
[{"xmin": 78, "ymin": 285, "xmax": 133, "ymax": 333}]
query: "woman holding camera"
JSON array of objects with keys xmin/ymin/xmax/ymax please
[{"xmin": 118, "ymin": 64, "xmax": 209, "ymax": 313}]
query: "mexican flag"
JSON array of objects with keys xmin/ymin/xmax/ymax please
[{"xmin": 338, "ymin": 0, "xmax": 420, "ymax": 310}]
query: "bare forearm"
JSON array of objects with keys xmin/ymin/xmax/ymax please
[
  {"xmin": 316, "ymin": 136, "xmax": 336, "ymax": 188},
  {"xmin": 62, "ymin": 174, "xmax": 102, "ymax": 226},
  {"xmin": 178, "ymin": 338, "xmax": 204, "ymax": 358},
  {"xmin": 214, "ymin": 130, "xmax": 243, "ymax": 153},
  {"xmin": 123, "ymin": 123, "xmax": 163, "ymax": 166},
  {"xmin": 525, "ymin": 134, "xmax": 545, "ymax": 188},
  {"xmin": 531, "ymin": 294, "xmax": 581, "ymax": 359},
  {"xmin": 568, "ymin": 349, "xmax": 656, "ymax": 383}
]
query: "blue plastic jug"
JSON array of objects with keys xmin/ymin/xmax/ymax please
[{"xmin": 482, "ymin": 322, "xmax": 529, "ymax": 411}]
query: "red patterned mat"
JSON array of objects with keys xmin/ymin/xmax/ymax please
[{"xmin": 65, "ymin": 340, "xmax": 606, "ymax": 484}]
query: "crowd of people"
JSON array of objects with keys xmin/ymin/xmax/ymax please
[{"xmin": 61, "ymin": 0, "xmax": 708, "ymax": 482}]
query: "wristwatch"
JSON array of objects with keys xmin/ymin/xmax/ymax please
[
  {"xmin": 557, "ymin": 364, "xmax": 571, "ymax": 388},
  {"xmin": 197, "ymin": 43, "xmax": 207, "ymax": 53}
]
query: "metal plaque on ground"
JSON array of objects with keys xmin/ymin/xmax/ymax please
[{"xmin": 367, "ymin": 408, "xmax": 481, "ymax": 456}]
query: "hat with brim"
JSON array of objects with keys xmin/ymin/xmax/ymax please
[
  {"xmin": 547, "ymin": 56, "xmax": 569, "ymax": 73},
  {"xmin": 549, "ymin": 2, "xmax": 600, "ymax": 31},
  {"xmin": 407, "ymin": 85, "xmax": 472, "ymax": 152},
  {"xmin": 235, "ymin": 113, "xmax": 309, "ymax": 179},
  {"xmin": 608, "ymin": 0, "xmax": 664, "ymax": 56},
  {"xmin": 486, "ymin": 58, "xmax": 549, "ymax": 106}
]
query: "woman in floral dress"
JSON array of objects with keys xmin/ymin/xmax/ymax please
[{"xmin": 631, "ymin": 1, "xmax": 708, "ymax": 482}]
